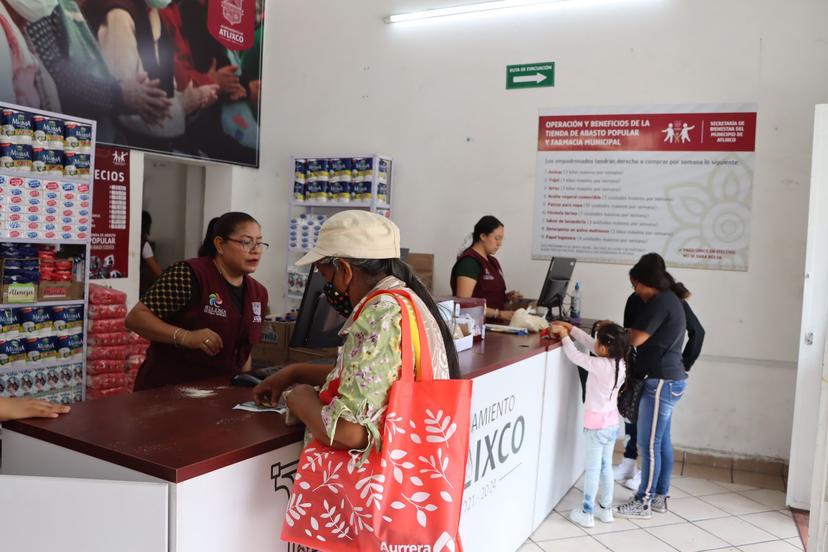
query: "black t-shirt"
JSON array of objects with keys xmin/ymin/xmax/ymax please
[{"xmin": 630, "ymin": 291, "xmax": 687, "ymax": 380}]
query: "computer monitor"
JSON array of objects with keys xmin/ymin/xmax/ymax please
[
  {"xmin": 290, "ymin": 266, "xmax": 347, "ymax": 349},
  {"xmin": 537, "ymin": 257, "xmax": 577, "ymax": 321},
  {"xmin": 289, "ymin": 250, "xmax": 412, "ymax": 349}
]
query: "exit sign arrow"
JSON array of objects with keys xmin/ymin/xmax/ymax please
[
  {"xmin": 507, "ymin": 62, "xmax": 555, "ymax": 90},
  {"xmin": 513, "ymin": 73, "xmax": 548, "ymax": 85}
]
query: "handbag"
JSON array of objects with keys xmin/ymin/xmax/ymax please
[
  {"xmin": 281, "ymin": 289, "xmax": 472, "ymax": 551},
  {"xmin": 618, "ymin": 330, "xmax": 683, "ymax": 422},
  {"xmin": 616, "ymin": 347, "xmax": 644, "ymax": 422}
]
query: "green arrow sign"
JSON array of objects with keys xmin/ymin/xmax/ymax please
[{"xmin": 507, "ymin": 62, "xmax": 555, "ymax": 90}]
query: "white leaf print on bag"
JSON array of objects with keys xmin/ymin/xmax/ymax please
[
  {"xmin": 313, "ymin": 461, "xmax": 345, "ymax": 494},
  {"xmin": 418, "ymin": 448, "xmax": 453, "ymax": 488},
  {"xmin": 355, "ymin": 472, "xmax": 386, "ymax": 510},
  {"xmin": 424, "ymin": 409, "xmax": 457, "ymax": 444},
  {"xmin": 285, "ymin": 491, "xmax": 311, "ymax": 527},
  {"xmin": 385, "ymin": 413, "xmax": 407, "ymax": 444}
]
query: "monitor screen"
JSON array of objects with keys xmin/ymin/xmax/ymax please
[
  {"xmin": 290, "ymin": 266, "xmax": 347, "ymax": 349},
  {"xmin": 290, "ymin": 250, "xmax": 412, "ymax": 349},
  {"xmin": 537, "ymin": 257, "xmax": 576, "ymax": 317}
]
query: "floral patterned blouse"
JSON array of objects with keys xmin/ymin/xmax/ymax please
[{"xmin": 313, "ymin": 276, "xmax": 450, "ymax": 464}]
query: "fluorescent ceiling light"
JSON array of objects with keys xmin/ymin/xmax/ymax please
[{"xmin": 385, "ymin": 0, "xmax": 585, "ymax": 23}]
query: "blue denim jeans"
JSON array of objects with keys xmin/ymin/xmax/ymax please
[
  {"xmin": 582, "ymin": 425, "xmax": 618, "ymax": 513},
  {"xmin": 635, "ymin": 378, "xmax": 686, "ymax": 503}
]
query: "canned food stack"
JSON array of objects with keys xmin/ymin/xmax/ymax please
[
  {"xmin": 0, "ymin": 108, "xmax": 92, "ymax": 178},
  {"xmin": 0, "ymin": 303, "xmax": 84, "ymax": 404}
]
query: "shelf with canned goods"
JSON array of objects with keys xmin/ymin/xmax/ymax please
[
  {"xmin": 0, "ymin": 100, "xmax": 96, "ymax": 404},
  {"xmin": 284, "ymin": 154, "xmax": 394, "ymax": 309}
]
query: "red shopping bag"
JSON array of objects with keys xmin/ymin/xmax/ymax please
[{"xmin": 281, "ymin": 289, "xmax": 472, "ymax": 551}]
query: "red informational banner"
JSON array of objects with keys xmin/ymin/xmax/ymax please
[
  {"xmin": 90, "ymin": 146, "xmax": 130, "ymax": 279},
  {"xmin": 208, "ymin": 0, "xmax": 256, "ymax": 50},
  {"xmin": 538, "ymin": 112, "xmax": 757, "ymax": 152}
]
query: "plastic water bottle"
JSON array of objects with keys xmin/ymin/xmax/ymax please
[{"xmin": 570, "ymin": 282, "xmax": 582, "ymax": 323}]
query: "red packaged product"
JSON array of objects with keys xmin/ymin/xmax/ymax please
[
  {"xmin": 126, "ymin": 342, "xmax": 150, "ymax": 355},
  {"xmin": 89, "ymin": 284, "xmax": 127, "ymax": 305},
  {"xmin": 87, "ymin": 304, "xmax": 128, "ymax": 319},
  {"xmin": 55, "ymin": 260, "xmax": 72, "ymax": 270},
  {"xmin": 126, "ymin": 353, "xmax": 145, "ymax": 371},
  {"xmin": 86, "ymin": 386, "xmax": 130, "ymax": 400},
  {"xmin": 87, "ymin": 331, "xmax": 130, "ymax": 346},
  {"xmin": 88, "ymin": 318, "xmax": 127, "ymax": 333},
  {"xmin": 129, "ymin": 332, "xmax": 150, "ymax": 344},
  {"xmin": 86, "ymin": 344, "xmax": 129, "ymax": 360},
  {"xmin": 87, "ymin": 372, "xmax": 130, "ymax": 389},
  {"xmin": 86, "ymin": 359, "xmax": 127, "ymax": 375}
]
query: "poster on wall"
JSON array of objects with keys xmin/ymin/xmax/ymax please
[
  {"xmin": 0, "ymin": 0, "xmax": 264, "ymax": 168},
  {"xmin": 91, "ymin": 146, "xmax": 130, "ymax": 279},
  {"xmin": 533, "ymin": 104, "xmax": 758, "ymax": 270}
]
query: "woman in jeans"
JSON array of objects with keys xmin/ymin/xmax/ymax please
[{"xmin": 615, "ymin": 253, "xmax": 689, "ymax": 520}]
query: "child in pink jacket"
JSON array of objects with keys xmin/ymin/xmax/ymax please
[{"xmin": 550, "ymin": 321, "xmax": 629, "ymax": 528}]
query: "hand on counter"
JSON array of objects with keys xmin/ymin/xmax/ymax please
[
  {"xmin": 182, "ymin": 328, "xmax": 224, "ymax": 356},
  {"xmin": 0, "ymin": 397, "xmax": 71, "ymax": 422},
  {"xmin": 549, "ymin": 322, "xmax": 570, "ymax": 339},
  {"xmin": 253, "ymin": 369, "xmax": 293, "ymax": 407}
]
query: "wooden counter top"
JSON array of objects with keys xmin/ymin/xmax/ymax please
[
  {"xmin": 3, "ymin": 380, "xmax": 304, "ymax": 484},
  {"xmin": 458, "ymin": 331, "xmax": 559, "ymax": 380},
  {"xmin": 3, "ymin": 334, "xmax": 561, "ymax": 484}
]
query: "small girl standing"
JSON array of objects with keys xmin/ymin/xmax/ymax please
[{"xmin": 550, "ymin": 321, "xmax": 629, "ymax": 528}]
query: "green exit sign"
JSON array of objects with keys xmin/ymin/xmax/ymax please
[{"xmin": 507, "ymin": 62, "xmax": 555, "ymax": 90}]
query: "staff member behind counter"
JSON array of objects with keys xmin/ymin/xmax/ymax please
[
  {"xmin": 450, "ymin": 215, "xmax": 525, "ymax": 321},
  {"xmin": 126, "ymin": 212, "xmax": 269, "ymax": 390}
]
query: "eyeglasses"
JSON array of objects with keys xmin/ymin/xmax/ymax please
[{"xmin": 225, "ymin": 237, "xmax": 270, "ymax": 252}]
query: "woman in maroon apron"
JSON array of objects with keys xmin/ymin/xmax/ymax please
[
  {"xmin": 126, "ymin": 212, "xmax": 269, "ymax": 390},
  {"xmin": 450, "ymin": 215, "xmax": 522, "ymax": 321}
]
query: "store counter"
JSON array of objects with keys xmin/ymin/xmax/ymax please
[{"xmin": 0, "ymin": 333, "xmax": 585, "ymax": 552}]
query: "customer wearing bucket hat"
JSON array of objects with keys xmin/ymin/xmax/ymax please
[{"xmin": 253, "ymin": 210, "xmax": 459, "ymax": 457}]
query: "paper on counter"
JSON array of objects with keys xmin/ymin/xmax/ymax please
[{"xmin": 233, "ymin": 401, "xmax": 287, "ymax": 414}]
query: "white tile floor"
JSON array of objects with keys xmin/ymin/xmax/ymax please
[{"xmin": 523, "ymin": 474, "xmax": 802, "ymax": 552}]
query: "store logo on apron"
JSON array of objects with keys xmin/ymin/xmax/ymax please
[
  {"xmin": 252, "ymin": 301, "xmax": 262, "ymax": 323},
  {"xmin": 482, "ymin": 269, "xmax": 495, "ymax": 281},
  {"xmin": 204, "ymin": 293, "xmax": 228, "ymax": 318}
]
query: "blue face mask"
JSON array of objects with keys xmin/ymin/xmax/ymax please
[
  {"xmin": 323, "ymin": 281, "xmax": 353, "ymax": 318},
  {"xmin": 146, "ymin": 0, "xmax": 172, "ymax": 8}
]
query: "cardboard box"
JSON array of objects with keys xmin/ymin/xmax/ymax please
[
  {"xmin": 37, "ymin": 280, "xmax": 84, "ymax": 301},
  {"xmin": 3, "ymin": 282, "xmax": 37, "ymax": 304},
  {"xmin": 407, "ymin": 253, "xmax": 434, "ymax": 292},
  {"xmin": 251, "ymin": 320, "xmax": 295, "ymax": 367}
]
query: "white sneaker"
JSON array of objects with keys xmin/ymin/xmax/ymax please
[
  {"xmin": 569, "ymin": 507, "xmax": 595, "ymax": 528},
  {"xmin": 623, "ymin": 470, "xmax": 641, "ymax": 491},
  {"xmin": 613, "ymin": 458, "xmax": 636, "ymax": 481},
  {"xmin": 595, "ymin": 503, "xmax": 614, "ymax": 523}
]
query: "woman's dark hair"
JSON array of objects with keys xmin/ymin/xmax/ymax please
[
  {"xmin": 596, "ymin": 322, "xmax": 630, "ymax": 398},
  {"xmin": 629, "ymin": 253, "xmax": 690, "ymax": 300},
  {"xmin": 472, "ymin": 216, "xmax": 503, "ymax": 244},
  {"xmin": 141, "ymin": 210, "xmax": 152, "ymax": 246},
  {"xmin": 198, "ymin": 212, "xmax": 259, "ymax": 257},
  {"xmin": 323, "ymin": 257, "xmax": 461, "ymax": 380}
]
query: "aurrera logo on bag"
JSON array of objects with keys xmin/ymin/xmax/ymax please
[{"xmin": 380, "ymin": 532, "xmax": 456, "ymax": 552}]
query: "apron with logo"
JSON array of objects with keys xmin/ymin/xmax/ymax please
[{"xmin": 134, "ymin": 256, "xmax": 266, "ymax": 390}]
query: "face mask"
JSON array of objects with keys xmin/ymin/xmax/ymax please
[
  {"xmin": 5, "ymin": 0, "xmax": 58, "ymax": 22},
  {"xmin": 146, "ymin": 0, "xmax": 172, "ymax": 9},
  {"xmin": 323, "ymin": 281, "xmax": 353, "ymax": 318}
]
